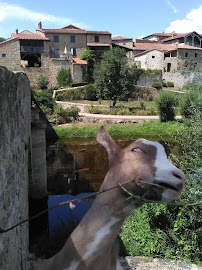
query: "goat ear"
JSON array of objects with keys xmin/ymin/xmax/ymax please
[{"xmin": 97, "ymin": 126, "xmax": 120, "ymax": 158}]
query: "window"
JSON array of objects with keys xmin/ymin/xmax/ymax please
[
  {"xmin": 195, "ymin": 53, "xmax": 198, "ymax": 58},
  {"xmin": 54, "ymin": 35, "xmax": 59, "ymax": 42},
  {"xmin": 70, "ymin": 35, "xmax": 75, "ymax": 43},
  {"xmin": 185, "ymin": 52, "xmax": 188, "ymax": 57},
  {"xmin": 53, "ymin": 48, "xmax": 59, "ymax": 58},
  {"xmin": 2, "ymin": 53, "xmax": 6, "ymax": 58},
  {"xmin": 95, "ymin": 35, "xmax": 99, "ymax": 42},
  {"xmin": 70, "ymin": 48, "xmax": 77, "ymax": 56}
]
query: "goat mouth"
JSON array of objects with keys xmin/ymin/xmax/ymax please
[{"xmin": 157, "ymin": 182, "xmax": 180, "ymax": 192}]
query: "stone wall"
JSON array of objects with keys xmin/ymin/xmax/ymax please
[
  {"xmin": 163, "ymin": 71, "xmax": 202, "ymax": 88},
  {"xmin": 0, "ymin": 39, "xmax": 21, "ymax": 69},
  {"xmin": 87, "ymin": 33, "xmax": 111, "ymax": 45},
  {"xmin": 137, "ymin": 74, "xmax": 162, "ymax": 87},
  {"xmin": 0, "ymin": 67, "xmax": 31, "ymax": 270}
]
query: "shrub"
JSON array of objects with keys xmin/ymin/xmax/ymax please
[
  {"xmin": 56, "ymin": 88, "xmax": 84, "ymax": 101},
  {"xmin": 162, "ymin": 81, "xmax": 167, "ymax": 87},
  {"xmin": 55, "ymin": 105, "xmax": 80, "ymax": 120},
  {"xmin": 84, "ymin": 84, "xmax": 97, "ymax": 101},
  {"xmin": 180, "ymin": 85, "xmax": 202, "ymax": 118},
  {"xmin": 167, "ymin": 81, "xmax": 174, "ymax": 87},
  {"xmin": 144, "ymin": 69, "xmax": 162, "ymax": 75},
  {"xmin": 34, "ymin": 90, "xmax": 55, "ymax": 115},
  {"xmin": 37, "ymin": 74, "xmax": 48, "ymax": 90},
  {"xmin": 57, "ymin": 68, "xmax": 72, "ymax": 87},
  {"xmin": 155, "ymin": 91, "xmax": 179, "ymax": 122},
  {"xmin": 152, "ymin": 82, "xmax": 162, "ymax": 90}
]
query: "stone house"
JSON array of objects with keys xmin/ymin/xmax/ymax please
[
  {"xmin": 0, "ymin": 23, "xmax": 111, "ymax": 86},
  {"xmin": 142, "ymin": 31, "xmax": 202, "ymax": 48},
  {"xmin": 112, "ymin": 36, "xmax": 133, "ymax": 48}
]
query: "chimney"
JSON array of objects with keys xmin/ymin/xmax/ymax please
[
  {"xmin": 38, "ymin": 22, "xmax": 42, "ymax": 29},
  {"xmin": 16, "ymin": 29, "xmax": 18, "ymax": 34}
]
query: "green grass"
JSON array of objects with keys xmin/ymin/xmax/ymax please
[{"xmin": 54, "ymin": 121, "xmax": 186, "ymax": 139}]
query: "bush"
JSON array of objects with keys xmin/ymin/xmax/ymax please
[
  {"xmin": 180, "ymin": 85, "xmax": 202, "ymax": 118},
  {"xmin": 155, "ymin": 91, "xmax": 179, "ymax": 122},
  {"xmin": 55, "ymin": 105, "xmax": 80, "ymax": 120},
  {"xmin": 167, "ymin": 81, "xmax": 174, "ymax": 87},
  {"xmin": 56, "ymin": 88, "xmax": 84, "ymax": 101},
  {"xmin": 144, "ymin": 69, "xmax": 162, "ymax": 75},
  {"xmin": 152, "ymin": 82, "xmax": 162, "ymax": 90},
  {"xmin": 84, "ymin": 84, "xmax": 97, "ymax": 101},
  {"xmin": 162, "ymin": 81, "xmax": 167, "ymax": 87},
  {"xmin": 37, "ymin": 74, "xmax": 49, "ymax": 90},
  {"xmin": 57, "ymin": 68, "xmax": 72, "ymax": 87},
  {"xmin": 34, "ymin": 90, "xmax": 55, "ymax": 115}
]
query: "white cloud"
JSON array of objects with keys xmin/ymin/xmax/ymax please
[
  {"xmin": 167, "ymin": 0, "xmax": 178, "ymax": 14},
  {"xmin": 166, "ymin": 5, "xmax": 202, "ymax": 33},
  {"xmin": 0, "ymin": 2, "xmax": 88, "ymax": 29}
]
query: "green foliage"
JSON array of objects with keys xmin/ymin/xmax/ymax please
[
  {"xmin": 155, "ymin": 91, "xmax": 179, "ymax": 122},
  {"xmin": 56, "ymin": 88, "xmax": 84, "ymax": 101},
  {"xmin": 84, "ymin": 84, "xmax": 97, "ymax": 101},
  {"xmin": 166, "ymin": 81, "xmax": 174, "ymax": 87},
  {"xmin": 144, "ymin": 69, "xmax": 162, "ymax": 75},
  {"xmin": 152, "ymin": 82, "xmax": 162, "ymax": 90},
  {"xmin": 37, "ymin": 74, "xmax": 49, "ymax": 90},
  {"xmin": 183, "ymin": 58, "xmax": 197, "ymax": 71},
  {"xmin": 180, "ymin": 85, "xmax": 202, "ymax": 118},
  {"xmin": 0, "ymin": 37, "xmax": 6, "ymax": 42},
  {"xmin": 95, "ymin": 48, "xmax": 133, "ymax": 106},
  {"xmin": 55, "ymin": 105, "xmax": 80, "ymax": 120},
  {"xmin": 81, "ymin": 50, "xmax": 96, "ymax": 83},
  {"xmin": 34, "ymin": 90, "xmax": 55, "ymax": 115},
  {"xmin": 130, "ymin": 64, "xmax": 144, "ymax": 84},
  {"xmin": 162, "ymin": 81, "xmax": 167, "ymax": 87},
  {"xmin": 57, "ymin": 67, "xmax": 72, "ymax": 87}
]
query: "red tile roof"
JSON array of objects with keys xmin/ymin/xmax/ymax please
[
  {"xmin": 87, "ymin": 43, "xmax": 111, "ymax": 47},
  {"xmin": 133, "ymin": 42, "xmax": 176, "ymax": 51},
  {"xmin": 112, "ymin": 36, "xmax": 132, "ymax": 40},
  {"xmin": 72, "ymin": 58, "xmax": 87, "ymax": 65},
  {"xmin": 12, "ymin": 30, "xmax": 49, "ymax": 40},
  {"xmin": 39, "ymin": 24, "xmax": 86, "ymax": 34},
  {"xmin": 87, "ymin": 31, "xmax": 111, "ymax": 35}
]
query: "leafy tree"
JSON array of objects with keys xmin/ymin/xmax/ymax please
[
  {"xmin": 57, "ymin": 67, "xmax": 72, "ymax": 87},
  {"xmin": 37, "ymin": 74, "xmax": 49, "ymax": 90},
  {"xmin": 81, "ymin": 49, "xmax": 96, "ymax": 83},
  {"xmin": 0, "ymin": 37, "xmax": 6, "ymax": 42},
  {"xmin": 95, "ymin": 48, "xmax": 133, "ymax": 106}
]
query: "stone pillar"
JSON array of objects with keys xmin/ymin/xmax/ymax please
[
  {"xmin": 0, "ymin": 67, "xmax": 31, "ymax": 270},
  {"xmin": 29, "ymin": 107, "xmax": 47, "ymax": 199}
]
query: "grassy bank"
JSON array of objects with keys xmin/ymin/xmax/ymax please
[{"xmin": 54, "ymin": 121, "xmax": 186, "ymax": 139}]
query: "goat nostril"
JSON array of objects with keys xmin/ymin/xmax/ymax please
[{"xmin": 173, "ymin": 171, "xmax": 185, "ymax": 182}]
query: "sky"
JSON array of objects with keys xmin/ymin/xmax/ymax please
[{"xmin": 0, "ymin": 0, "xmax": 202, "ymax": 39}]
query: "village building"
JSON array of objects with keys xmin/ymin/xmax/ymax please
[{"xmin": 0, "ymin": 23, "xmax": 111, "ymax": 86}]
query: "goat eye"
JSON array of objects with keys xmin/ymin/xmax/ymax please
[{"xmin": 132, "ymin": 147, "xmax": 143, "ymax": 153}]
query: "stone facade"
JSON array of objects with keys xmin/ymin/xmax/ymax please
[
  {"xmin": 0, "ymin": 67, "xmax": 31, "ymax": 270},
  {"xmin": 0, "ymin": 39, "xmax": 21, "ymax": 69},
  {"xmin": 40, "ymin": 32, "xmax": 87, "ymax": 58},
  {"xmin": 135, "ymin": 50, "xmax": 164, "ymax": 70}
]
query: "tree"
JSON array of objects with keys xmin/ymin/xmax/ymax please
[
  {"xmin": 57, "ymin": 67, "xmax": 72, "ymax": 87},
  {"xmin": 95, "ymin": 48, "xmax": 133, "ymax": 106},
  {"xmin": 37, "ymin": 74, "xmax": 49, "ymax": 90},
  {"xmin": 81, "ymin": 49, "xmax": 96, "ymax": 83},
  {"xmin": 0, "ymin": 37, "xmax": 6, "ymax": 42}
]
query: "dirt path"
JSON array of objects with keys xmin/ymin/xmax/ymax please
[{"xmin": 79, "ymin": 112, "xmax": 182, "ymax": 120}]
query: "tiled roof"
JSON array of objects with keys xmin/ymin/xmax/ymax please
[
  {"xmin": 133, "ymin": 42, "xmax": 176, "ymax": 51},
  {"xmin": 87, "ymin": 31, "xmax": 111, "ymax": 35},
  {"xmin": 0, "ymin": 31, "xmax": 49, "ymax": 45},
  {"xmin": 87, "ymin": 43, "xmax": 111, "ymax": 47},
  {"xmin": 72, "ymin": 58, "xmax": 87, "ymax": 65},
  {"xmin": 112, "ymin": 36, "xmax": 132, "ymax": 40},
  {"xmin": 39, "ymin": 24, "xmax": 86, "ymax": 34}
]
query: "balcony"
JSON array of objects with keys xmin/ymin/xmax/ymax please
[{"xmin": 20, "ymin": 46, "xmax": 44, "ymax": 53}]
